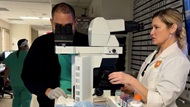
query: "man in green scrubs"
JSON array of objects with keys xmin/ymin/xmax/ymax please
[
  {"xmin": 58, "ymin": 54, "xmax": 72, "ymax": 94},
  {"xmin": 3, "ymin": 39, "xmax": 32, "ymax": 107}
]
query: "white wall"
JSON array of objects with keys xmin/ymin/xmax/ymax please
[
  {"xmin": 102, "ymin": 0, "xmax": 133, "ymax": 20},
  {"xmin": 9, "ymin": 24, "xmax": 31, "ymax": 50},
  {"xmin": 0, "ymin": 19, "xmax": 10, "ymax": 29},
  {"xmin": 88, "ymin": 0, "xmax": 102, "ymax": 17},
  {"xmin": 31, "ymin": 28, "xmax": 38, "ymax": 42},
  {"xmin": 0, "ymin": 19, "xmax": 10, "ymax": 52},
  {"xmin": 74, "ymin": 7, "xmax": 87, "ymax": 17},
  {"xmin": 88, "ymin": 0, "xmax": 133, "ymax": 20}
]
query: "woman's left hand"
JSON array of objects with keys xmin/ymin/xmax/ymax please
[{"xmin": 108, "ymin": 72, "xmax": 132, "ymax": 85}]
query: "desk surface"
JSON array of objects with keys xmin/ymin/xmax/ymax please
[
  {"xmin": 55, "ymin": 96, "xmax": 147, "ymax": 107},
  {"xmin": 107, "ymin": 96, "xmax": 146, "ymax": 107}
]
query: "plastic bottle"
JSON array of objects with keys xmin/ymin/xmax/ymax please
[
  {"xmin": 129, "ymin": 94, "xmax": 143, "ymax": 107},
  {"xmin": 115, "ymin": 90, "xmax": 122, "ymax": 106}
]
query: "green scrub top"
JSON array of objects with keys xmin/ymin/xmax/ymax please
[
  {"xmin": 58, "ymin": 54, "xmax": 72, "ymax": 94},
  {"xmin": 3, "ymin": 50, "xmax": 27, "ymax": 87}
]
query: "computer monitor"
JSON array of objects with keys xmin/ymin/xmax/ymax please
[{"xmin": 0, "ymin": 51, "xmax": 12, "ymax": 61}]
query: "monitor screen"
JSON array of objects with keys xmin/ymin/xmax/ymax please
[
  {"xmin": 0, "ymin": 51, "xmax": 12, "ymax": 61},
  {"xmin": 183, "ymin": 0, "xmax": 190, "ymax": 54},
  {"xmin": 4, "ymin": 52, "xmax": 11, "ymax": 58}
]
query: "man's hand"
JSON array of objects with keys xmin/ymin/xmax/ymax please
[{"xmin": 46, "ymin": 87, "xmax": 67, "ymax": 99}]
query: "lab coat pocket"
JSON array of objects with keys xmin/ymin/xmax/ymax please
[{"xmin": 147, "ymin": 68, "xmax": 160, "ymax": 90}]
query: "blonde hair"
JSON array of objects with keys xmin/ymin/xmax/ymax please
[{"xmin": 152, "ymin": 8, "xmax": 188, "ymax": 53}]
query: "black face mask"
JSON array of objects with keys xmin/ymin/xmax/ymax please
[{"xmin": 54, "ymin": 23, "xmax": 73, "ymax": 46}]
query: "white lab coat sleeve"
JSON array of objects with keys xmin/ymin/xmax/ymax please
[{"xmin": 147, "ymin": 56, "xmax": 190, "ymax": 107}]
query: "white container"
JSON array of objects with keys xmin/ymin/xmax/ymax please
[
  {"xmin": 128, "ymin": 94, "xmax": 143, "ymax": 107},
  {"xmin": 115, "ymin": 90, "xmax": 123, "ymax": 106},
  {"xmin": 129, "ymin": 100, "xmax": 143, "ymax": 107}
]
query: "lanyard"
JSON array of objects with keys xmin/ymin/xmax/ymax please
[{"xmin": 141, "ymin": 52, "xmax": 157, "ymax": 76}]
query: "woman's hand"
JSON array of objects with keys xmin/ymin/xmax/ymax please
[
  {"xmin": 108, "ymin": 72, "xmax": 132, "ymax": 85},
  {"xmin": 109, "ymin": 71, "xmax": 148, "ymax": 103}
]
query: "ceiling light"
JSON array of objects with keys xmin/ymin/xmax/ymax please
[
  {"xmin": 20, "ymin": 16, "xmax": 50, "ymax": 20},
  {"xmin": 20, "ymin": 16, "xmax": 39, "ymax": 19},
  {"xmin": 42, "ymin": 17, "xmax": 50, "ymax": 20}
]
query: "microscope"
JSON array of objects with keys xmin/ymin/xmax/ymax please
[{"xmin": 55, "ymin": 17, "xmax": 143, "ymax": 102}]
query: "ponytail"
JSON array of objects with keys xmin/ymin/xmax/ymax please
[{"xmin": 177, "ymin": 27, "xmax": 188, "ymax": 54}]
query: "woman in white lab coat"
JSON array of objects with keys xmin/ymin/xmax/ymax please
[{"xmin": 109, "ymin": 8, "xmax": 190, "ymax": 107}]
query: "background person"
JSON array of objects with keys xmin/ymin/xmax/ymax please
[
  {"xmin": 21, "ymin": 2, "xmax": 88, "ymax": 107},
  {"xmin": 109, "ymin": 8, "xmax": 190, "ymax": 107},
  {"xmin": 3, "ymin": 39, "xmax": 31, "ymax": 107}
]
